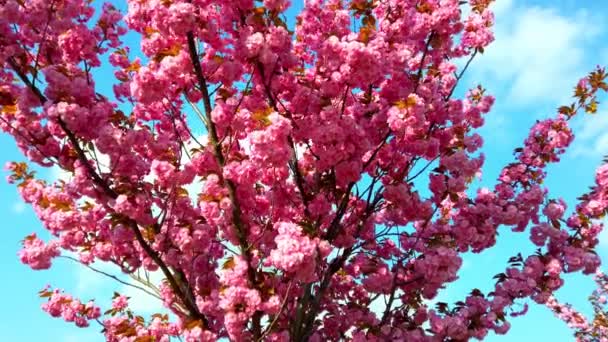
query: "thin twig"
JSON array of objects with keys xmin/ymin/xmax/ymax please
[
  {"xmin": 8, "ymin": 57, "xmax": 208, "ymax": 327},
  {"xmin": 186, "ymin": 30, "xmax": 262, "ymax": 338},
  {"xmin": 59, "ymin": 255, "xmax": 162, "ymax": 300},
  {"xmin": 444, "ymin": 49, "xmax": 478, "ymax": 101},
  {"xmin": 257, "ymin": 281, "xmax": 293, "ymax": 342}
]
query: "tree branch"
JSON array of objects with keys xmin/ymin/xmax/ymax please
[
  {"xmin": 59, "ymin": 255, "xmax": 163, "ymax": 302},
  {"xmin": 186, "ymin": 30, "xmax": 263, "ymax": 338},
  {"xmin": 8, "ymin": 58, "xmax": 208, "ymax": 327}
]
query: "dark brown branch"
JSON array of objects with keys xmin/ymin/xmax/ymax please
[
  {"xmin": 294, "ymin": 33, "xmax": 439, "ymax": 338},
  {"xmin": 296, "ymin": 248, "xmax": 352, "ymax": 341},
  {"xmin": 323, "ymin": 183, "xmax": 355, "ymax": 241},
  {"xmin": 257, "ymin": 281, "xmax": 293, "ymax": 341},
  {"xmin": 186, "ymin": 31, "xmax": 263, "ymax": 338},
  {"xmin": 380, "ymin": 204, "xmax": 440, "ymax": 325},
  {"xmin": 406, "ymin": 155, "xmax": 441, "ymax": 182},
  {"xmin": 444, "ymin": 48, "xmax": 478, "ymax": 101},
  {"xmin": 8, "ymin": 58, "xmax": 208, "ymax": 327},
  {"xmin": 414, "ymin": 32, "xmax": 435, "ymax": 94},
  {"xmin": 0, "ymin": 116, "xmax": 58, "ymax": 165},
  {"xmin": 255, "ymin": 62, "xmax": 312, "ymax": 218}
]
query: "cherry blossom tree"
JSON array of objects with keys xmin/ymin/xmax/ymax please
[
  {"xmin": 1, "ymin": 0, "xmax": 608, "ymax": 340},
  {"xmin": 547, "ymin": 271, "xmax": 608, "ymax": 341}
]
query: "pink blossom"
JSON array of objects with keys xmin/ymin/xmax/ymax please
[{"xmin": 19, "ymin": 234, "xmax": 60, "ymax": 270}]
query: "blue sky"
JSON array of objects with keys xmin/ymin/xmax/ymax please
[{"xmin": 1, "ymin": 0, "xmax": 608, "ymax": 341}]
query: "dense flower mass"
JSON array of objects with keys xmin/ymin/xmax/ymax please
[{"xmin": 1, "ymin": 0, "xmax": 608, "ymax": 340}]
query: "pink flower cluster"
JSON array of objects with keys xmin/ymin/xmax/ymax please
[
  {"xmin": 268, "ymin": 221, "xmax": 330, "ymax": 282},
  {"xmin": 19, "ymin": 234, "xmax": 60, "ymax": 270},
  {"xmin": 40, "ymin": 287, "xmax": 100, "ymax": 328},
  {"xmin": 547, "ymin": 271, "xmax": 608, "ymax": 341}
]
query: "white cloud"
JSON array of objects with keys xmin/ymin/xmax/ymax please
[
  {"xmin": 368, "ymin": 294, "xmax": 386, "ymax": 317},
  {"xmin": 571, "ymin": 111, "xmax": 608, "ymax": 157},
  {"xmin": 74, "ymin": 259, "xmax": 167, "ymax": 315},
  {"xmin": 75, "ymin": 260, "xmax": 120, "ymax": 295},
  {"xmin": 121, "ymin": 270, "xmax": 166, "ymax": 314},
  {"xmin": 469, "ymin": 1, "xmax": 603, "ymax": 107},
  {"xmin": 238, "ymin": 136, "xmax": 252, "ymax": 155},
  {"xmin": 183, "ymin": 135, "xmax": 208, "ymax": 203},
  {"xmin": 50, "ymin": 146, "xmax": 112, "ymax": 183},
  {"xmin": 489, "ymin": 0, "xmax": 514, "ymax": 18},
  {"xmin": 146, "ymin": 134, "xmax": 209, "ymax": 205},
  {"xmin": 51, "ymin": 164, "xmax": 72, "ymax": 182}
]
